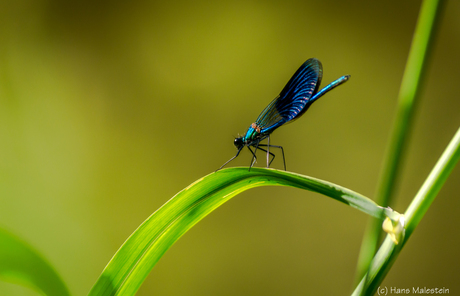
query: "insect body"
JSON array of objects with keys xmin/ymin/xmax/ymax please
[{"xmin": 219, "ymin": 58, "xmax": 350, "ymax": 171}]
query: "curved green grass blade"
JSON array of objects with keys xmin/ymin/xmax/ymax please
[
  {"xmin": 89, "ymin": 168, "xmax": 398, "ymax": 296},
  {"xmin": 0, "ymin": 228, "xmax": 70, "ymax": 296}
]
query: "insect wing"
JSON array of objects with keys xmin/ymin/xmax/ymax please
[{"xmin": 255, "ymin": 58, "xmax": 323, "ymax": 134}]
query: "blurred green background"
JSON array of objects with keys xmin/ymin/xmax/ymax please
[{"xmin": 1, "ymin": 0, "xmax": 459, "ymax": 295}]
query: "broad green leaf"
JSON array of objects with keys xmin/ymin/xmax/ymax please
[
  {"xmin": 0, "ymin": 228, "xmax": 70, "ymax": 296},
  {"xmin": 89, "ymin": 167, "xmax": 397, "ymax": 296}
]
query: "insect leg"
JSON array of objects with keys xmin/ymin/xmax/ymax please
[
  {"xmin": 247, "ymin": 144, "xmax": 259, "ymax": 171},
  {"xmin": 267, "ymin": 135, "xmax": 270, "ymax": 167},
  {"xmin": 259, "ymin": 144, "xmax": 286, "ymax": 170},
  {"xmin": 217, "ymin": 146, "xmax": 243, "ymax": 171},
  {"xmin": 257, "ymin": 146, "xmax": 276, "ymax": 168}
]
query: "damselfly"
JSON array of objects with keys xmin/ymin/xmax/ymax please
[{"xmin": 219, "ymin": 58, "xmax": 350, "ymax": 171}]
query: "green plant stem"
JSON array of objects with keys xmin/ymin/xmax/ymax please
[
  {"xmin": 403, "ymin": 128, "xmax": 460, "ymax": 239},
  {"xmin": 354, "ymin": 0, "xmax": 444, "ymax": 282},
  {"xmin": 352, "ymin": 126, "xmax": 460, "ymax": 296}
]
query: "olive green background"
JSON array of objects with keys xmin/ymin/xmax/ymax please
[{"xmin": 1, "ymin": 1, "xmax": 459, "ymax": 295}]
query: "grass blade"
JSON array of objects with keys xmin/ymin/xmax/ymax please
[
  {"xmin": 352, "ymin": 126, "xmax": 460, "ymax": 295},
  {"xmin": 89, "ymin": 168, "xmax": 397, "ymax": 296},
  {"xmin": 355, "ymin": 0, "xmax": 444, "ymax": 281},
  {"xmin": 0, "ymin": 228, "xmax": 70, "ymax": 296}
]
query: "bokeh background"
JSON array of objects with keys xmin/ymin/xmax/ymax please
[{"xmin": 1, "ymin": 0, "xmax": 459, "ymax": 295}]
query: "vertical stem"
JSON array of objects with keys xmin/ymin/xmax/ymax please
[
  {"xmin": 403, "ymin": 127, "xmax": 460, "ymax": 239},
  {"xmin": 354, "ymin": 0, "xmax": 444, "ymax": 283},
  {"xmin": 352, "ymin": 126, "xmax": 460, "ymax": 296}
]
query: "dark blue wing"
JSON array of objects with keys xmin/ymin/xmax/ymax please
[{"xmin": 255, "ymin": 58, "xmax": 323, "ymax": 134}]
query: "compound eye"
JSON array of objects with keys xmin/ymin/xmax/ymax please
[{"xmin": 234, "ymin": 137, "xmax": 243, "ymax": 148}]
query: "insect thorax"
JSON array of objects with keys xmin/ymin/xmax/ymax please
[{"xmin": 241, "ymin": 123, "xmax": 265, "ymax": 145}]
